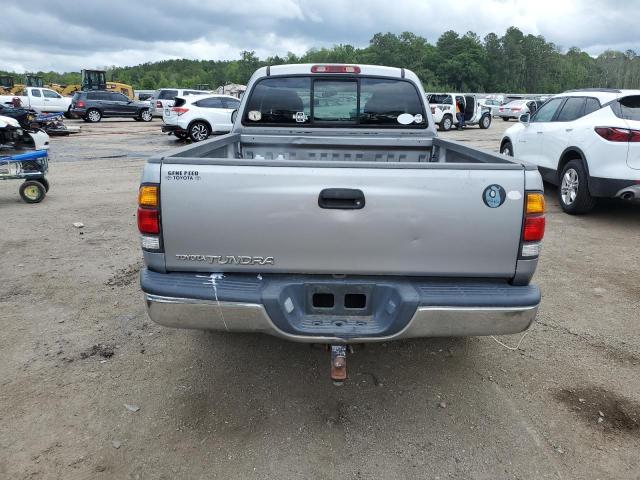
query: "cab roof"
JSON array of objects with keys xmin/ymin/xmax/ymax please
[{"xmin": 251, "ymin": 64, "xmax": 422, "ymax": 85}]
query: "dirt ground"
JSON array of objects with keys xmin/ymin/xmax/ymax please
[{"xmin": 1, "ymin": 118, "xmax": 639, "ymax": 480}]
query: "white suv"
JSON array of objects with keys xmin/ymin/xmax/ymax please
[
  {"xmin": 149, "ymin": 88, "xmax": 209, "ymax": 117},
  {"xmin": 161, "ymin": 94, "xmax": 240, "ymax": 142},
  {"xmin": 500, "ymin": 89, "xmax": 640, "ymax": 214},
  {"xmin": 427, "ymin": 93, "xmax": 492, "ymax": 131}
]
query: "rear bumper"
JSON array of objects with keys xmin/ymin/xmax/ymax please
[
  {"xmin": 588, "ymin": 177, "xmax": 640, "ymax": 198},
  {"xmin": 70, "ymin": 108, "xmax": 87, "ymax": 118},
  {"xmin": 161, "ymin": 124, "xmax": 186, "ymax": 134},
  {"xmin": 141, "ymin": 269, "xmax": 540, "ymax": 342}
]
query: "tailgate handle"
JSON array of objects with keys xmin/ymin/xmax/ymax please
[{"xmin": 318, "ymin": 188, "xmax": 365, "ymax": 210}]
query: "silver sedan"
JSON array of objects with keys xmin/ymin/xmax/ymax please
[{"xmin": 496, "ymin": 99, "xmax": 543, "ymax": 121}]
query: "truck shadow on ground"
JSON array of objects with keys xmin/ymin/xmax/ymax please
[
  {"xmin": 160, "ymin": 331, "xmax": 516, "ymax": 439},
  {"xmin": 136, "ymin": 330, "xmax": 559, "ymax": 477}
]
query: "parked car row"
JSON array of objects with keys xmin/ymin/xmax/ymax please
[{"xmin": 43, "ymin": 85, "xmax": 241, "ymax": 142}]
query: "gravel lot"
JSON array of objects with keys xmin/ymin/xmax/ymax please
[{"xmin": 1, "ymin": 118, "xmax": 639, "ymax": 479}]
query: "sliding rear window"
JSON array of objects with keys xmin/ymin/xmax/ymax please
[{"xmin": 243, "ymin": 76, "xmax": 427, "ymax": 128}]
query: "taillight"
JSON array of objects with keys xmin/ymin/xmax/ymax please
[
  {"xmin": 171, "ymin": 107, "xmax": 189, "ymax": 115},
  {"xmin": 137, "ymin": 208, "xmax": 159, "ymax": 234},
  {"xmin": 156, "ymin": 100, "xmax": 162, "ymax": 108},
  {"xmin": 430, "ymin": 106, "xmax": 436, "ymax": 114},
  {"xmin": 138, "ymin": 185, "xmax": 158, "ymax": 207},
  {"xmin": 137, "ymin": 184, "xmax": 161, "ymax": 250},
  {"xmin": 76, "ymin": 100, "xmax": 85, "ymax": 108},
  {"xmin": 523, "ymin": 216, "xmax": 545, "ymax": 242},
  {"xmin": 520, "ymin": 192, "xmax": 545, "ymax": 257},
  {"xmin": 311, "ymin": 65, "xmax": 361, "ymax": 74},
  {"xmin": 526, "ymin": 192, "xmax": 545, "ymax": 215},
  {"xmin": 595, "ymin": 126, "xmax": 640, "ymax": 142}
]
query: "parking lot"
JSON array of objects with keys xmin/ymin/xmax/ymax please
[{"xmin": 1, "ymin": 118, "xmax": 639, "ymax": 479}]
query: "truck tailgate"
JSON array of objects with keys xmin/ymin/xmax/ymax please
[{"xmin": 160, "ymin": 164, "xmax": 525, "ymax": 277}]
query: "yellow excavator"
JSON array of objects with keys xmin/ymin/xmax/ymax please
[
  {"xmin": 1, "ymin": 74, "xmax": 44, "ymax": 95},
  {"xmin": 50, "ymin": 70, "xmax": 134, "ymax": 99},
  {"xmin": 0, "ymin": 75, "xmax": 15, "ymax": 94},
  {"xmin": 2, "ymin": 70, "xmax": 134, "ymax": 99}
]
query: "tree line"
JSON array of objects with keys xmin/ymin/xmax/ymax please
[{"xmin": 3, "ymin": 27, "xmax": 640, "ymax": 93}]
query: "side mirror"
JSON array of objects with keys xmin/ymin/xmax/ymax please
[
  {"xmin": 519, "ymin": 113, "xmax": 530, "ymax": 125},
  {"xmin": 231, "ymin": 109, "xmax": 238, "ymax": 123}
]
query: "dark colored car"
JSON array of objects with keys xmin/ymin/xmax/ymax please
[{"xmin": 70, "ymin": 91, "xmax": 153, "ymax": 123}]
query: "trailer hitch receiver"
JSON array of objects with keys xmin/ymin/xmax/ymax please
[{"xmin": 330, "ymin": 345, "xmax": 347, "ymax": 385}]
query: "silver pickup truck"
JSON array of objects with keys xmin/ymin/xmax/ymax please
[{"xmin": 137, "ymin": 64, "xmax": 545, "ymax": 380}]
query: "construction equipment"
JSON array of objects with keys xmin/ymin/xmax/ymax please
[
  {"xmin": 81, "ymin": 70, "xmax": 133, "ymax": 99},
  {"xmin": 3, "ymin": 70, "xmax": 134, "ymax": 99},
  {"xmin": 0, "ymin": 75, "xmax": 30, "ymax": 95},
  {"xmin": 0, "ymin": 76, "xmax": 14, "ymax": 95},
  {"xmin": 24, "ymin": 75, "xmax": 44, "ymax": 88},
  {"xmin": 46, "ymin": 70, "xmax": 134, "ymax": 99},
  {"xmin": 3, "ymin": 75, "xmax": 49, "ymax": 95}
]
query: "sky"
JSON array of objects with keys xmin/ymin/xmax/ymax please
[{"xmin": 1, "ymin": 0, "xmax": 639, "ymax": 73}]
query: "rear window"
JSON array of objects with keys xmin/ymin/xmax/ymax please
[
  {"xmin": 243, "ymin": 76, "xmax": 426, "ymax": 128},
  {"xmin": 195, "ymin": 97, "xmax": 224, "ymax": 108},
  {"xmin": 173, "ymin": 98, "xmax": 187, "ymax": 108},
  {"xmin": 72, "ymin": 92, "xmax": 83, "ymax": 101},
  {"xmin": 616, "ymin": 96, "xmax": 640, "ymax": 121},
  {"xmin": 159, "ymin": 89, "xmax": 178, "ymax": 100},
  {"xmin": 223, "ymin": 98, "xmax": 240, "ymax": 109},
  {"xmin": 428, "ymin": 94, "xmax": 452, "ymax": 105},
  {"xmin": 360, "ymin": 78, "xmax": 426, "ymax": 126}
]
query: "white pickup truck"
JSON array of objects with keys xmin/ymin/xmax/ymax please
[
  {"xmin": 0, "ymin": 87, "xmax": 72, "ymax": 114},
  {"xmin": 427, "ymin": 93, "xmax": 492, "ymax": 131},
  {"xmin": 137, "ymin": 64, "xmax": 545, "ymax": 382}
]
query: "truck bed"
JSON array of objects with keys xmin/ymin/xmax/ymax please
[
  {"xmin": 160, "ymin": 131, "xmax": 526, "ymax": 166},
  {"xmin": 148, "ymin": 132, "xmax": 538, "ymax": 278}
]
